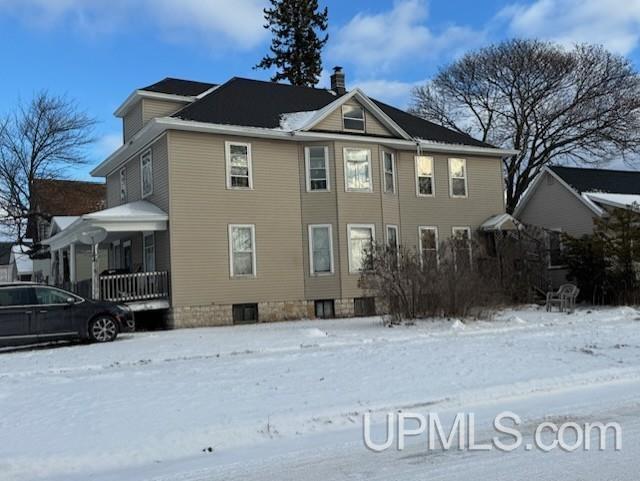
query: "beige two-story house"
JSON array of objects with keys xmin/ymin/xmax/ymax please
[{"xmin": 45, "ymin": 68, "xmax": 515, "ymax": 327}]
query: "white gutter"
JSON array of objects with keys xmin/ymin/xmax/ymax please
[{"xmin": 91, "ymin": 117, "xmax": 519, "ymax": 178}]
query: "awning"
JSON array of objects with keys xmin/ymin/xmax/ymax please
[
  {"xmin": 480, "ymin": 213, "xmax": 521, "ymax": 232},
  {"xmin": 43, "ymin": 201, "xmax": 168, "ymax": 251}
]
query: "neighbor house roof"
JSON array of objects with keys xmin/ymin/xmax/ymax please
[
  {"xmin": 548, "ymin": 166, "xmax": 640, "ymax": 195},
  {"xmin": 141, "ymin": 77, "xmax": 217, "ymax": 96},
  {"xmin": 172, "ymin": 77, "xmax": 495, "ymax": 148},
  {"xmin": 31, "ymin": 179, "xmax": 106, "ymax": 217}
]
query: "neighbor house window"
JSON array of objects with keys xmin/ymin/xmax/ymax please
[
  {"xmin": 382, "ymin": 151, "xmax": 395, "ymax": 193},
  {"xmin": 119, "ymin": 167, "xmax": 127, "ymax": 202},
  {"xmin": 140, "ymin": 149, "xmax": 153, "ymax": 198},
  {"xmin": 309, "ymin": 224, "xmax": 334, "ymax": 275},
  {"xmin": 548, "ymin": 230, "xmax": 564, "ymax": 267},
  {"xmin": 348, "ymin": 224, "xmax": 375, "ymax": 273},
  {"xmin": 305, "ymin": 146, "xmax": 329, "ymax": 192},
  {"xmin": 143, "ymin": 233, "xmax": 155, "ymax": 272},
  {"xmin": 452, "ymin": 226, "xmax": 472, "ymax": 270},
  {"xmin": 229, "ymin": 224, "xmax": 256, "ymax": 277},
  {"xmin": 416, "ymin": 156, "xmax": 434, "ymax": 196},
  {"xmin": 344, "ymin": 148, "xmax": 372, "ymax": 192},
  {"xmin": 226, "ymin": 142, "xmax": 253, "ymax": 189},
  {"xmin": 342, "ymin": 104, "xmax": 365, "ymax": 131},
  {"xmin": 419, "ymin": 226, "xmax": 438, "ymax": 269},
  {"xmin": 449, "ymin": 158, "xmax": 468, "ymax": 198}
]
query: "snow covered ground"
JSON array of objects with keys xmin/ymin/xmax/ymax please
[{"xmin": 2, "ymin": 306, "xmax": 640, "ymax": 480}]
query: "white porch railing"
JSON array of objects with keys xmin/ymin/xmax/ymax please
[{"xmin": 99, "ymin": 271, "xmax": 169, "ymax": 303}]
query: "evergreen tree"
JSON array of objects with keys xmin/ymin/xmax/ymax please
[{"xmin": 255, "ymin": 0, "xmax": 328, "ymax": 86}]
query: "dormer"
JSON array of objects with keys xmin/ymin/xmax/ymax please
[{"xmin": 115, "ymin": 78, "xmax": 217, "ymax": 143}]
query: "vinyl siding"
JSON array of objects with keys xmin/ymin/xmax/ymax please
[
  {"xmin": 123, "ymin": 102, "xmax": 143, "ymax": 143},
  {"xmin": 313, "ymin": 100, "xmax": 394, "ymax": 137},
  {"xmin": 167, "ymin": 131, "xmax": 305, "ymax": 307},
  {"xmin": 517, "ymin": 171, "xmax": 596, "ymax": 237},
  {"xmin": 141, "ymin": 98, "xmax": 187, "ymax": 124}
]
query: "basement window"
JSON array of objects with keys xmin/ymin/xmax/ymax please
[
  {"xmin": 354, "ymin": 297, "xmax": 376, "ymax": 317},
  {"xmin": 314, "ymin": 300, "xmax": 335, "ymax": 319},
  {"xmin": 233, "ymin": 303, "xmax": 258, "ymax": 324}
]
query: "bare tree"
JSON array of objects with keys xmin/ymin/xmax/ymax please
[
  {"xmin": 409, "ymin": 39, "xmax": 640, "ymax": 213},
  {"xmin": 0, "ymin": 92, "xmax": 96, "ymax": 244}
]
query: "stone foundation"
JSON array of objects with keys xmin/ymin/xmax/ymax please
[{"xmin": 166, "ymin": 297, "xmax": 380, "ymax": 328}]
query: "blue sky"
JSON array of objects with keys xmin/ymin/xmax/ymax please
[{"xmin": 1, "ymin": 0, "xmax": 640, "ymax": 179}]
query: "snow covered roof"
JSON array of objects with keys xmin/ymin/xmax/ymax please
[
  {"xmin": 583, "ymin": 192, "xmax": 640, "ymax": 211},
  {"xmin": 480, "ymin": 213, "xmax": 521, "ymax": 231},
  {"xmin": 83, "ymin": 201, "xmax": 168, "ymax": 222}
]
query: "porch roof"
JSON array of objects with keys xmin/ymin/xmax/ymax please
[
  {"xmin": 480, "ymin": 213, "xmax": 521, "ymax": 232},
  {"xmin": 43, "ymin": 201, "xmax": 168, "ymax": 251}
]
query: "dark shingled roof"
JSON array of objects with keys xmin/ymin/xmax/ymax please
[
  {"xmin": 141, "ymin": 77, "xmax": 217, "ymax": 97},
  {"xmin": 170, "ymin": 77, "xmax": 494, "ymax": 148},
  {"xmin": 549, "ymin": 165, "xmax": 640, "ymax": 195}
]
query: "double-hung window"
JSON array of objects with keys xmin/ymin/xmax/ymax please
[
  {"xmin": 452, "ymin": 227, "xmax": 472, "ymax": 270},
  {"xmin": 419, "ymin": 226, "xmax": 439, "ymax": 269},
  {"xmin": 226, "ymin": 142, "xmax": 253, "ymax": 189},
  {"xmin": 382, "ymin": 151, "xmax": 395, "ymax": 194},
  {"xmin": 119, "ymin": 167, "xmax": 127, "ymax": 202},
  {"xmin": 415, "ymin": 155, "xmax": 434, "ymax": 196},
  {"xmin": 309, "ymin": 224, "xmax": 334, "ymax": 275},
  {"xmin": 143, "ymin": 233, "xmax": 155, "ymax": 272},
  {"xmin": 348, "ymin": 224, "xmax": 375, "ymax": 273},
  {"xmin": 229, "ymin": 225, "xmax": 256, "ymax": 277},
  {"xmin": 386, "ymin": 224, "xmax": 399, "ymax": 266},
  {"xmin": 449, "ymin": 158, "xmax": 468, "ymax": 198},
  {"xmin": 305, "ymin": 146, "xmax": 329, "ymax": 192},
  {"xmin": 140, "ymin": 150, "xmax": 153, "ymax": 198},
  {"xmin": 342, "ymin": 105, "xmax": 365, "ymax": 131},
  {"xmin": 344, "ymin": 148, "xmax": 372, "ymax": 192}
]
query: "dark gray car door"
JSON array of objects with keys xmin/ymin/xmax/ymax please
[
  {"xmin": 0, "ymin": 286, "xmax": 36, "ymax": 341},
  {"xmin": 34, "ymin": 287, "xmax": 76, "ymax": 336}
]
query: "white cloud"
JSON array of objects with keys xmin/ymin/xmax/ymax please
[
  {"xmin": 0, "ymin": 0, "xmax": 267, "ymax": 49},
  {"xmin": 500, "ymin": 0, "xmax": 640, "ymax": 55},
  {"xmin": 328, "ymin": 0, "xmax": 485, "ymax": 74}
]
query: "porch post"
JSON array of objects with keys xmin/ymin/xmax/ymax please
[
  {"xmin": 91, "ymin": 243, "xmax": 100, "ymax": 300},
  {"xmin": 69, "ymin": 243, "xmax": 77, "ymax": 285}
]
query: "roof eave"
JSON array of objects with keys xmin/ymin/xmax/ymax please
[{"xmin": 113, "ymin": 90, "xmax": 196, "ymax": 117}]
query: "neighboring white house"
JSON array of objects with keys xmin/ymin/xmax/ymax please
[{"xmin": 10, "ymin": 243, "xmax": 33, "ymax": 281}]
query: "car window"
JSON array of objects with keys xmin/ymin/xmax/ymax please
[
  {"xmin": 0, "ymin": 287, "xmax": 34, "ymax": 307},
  {"xmin": 35, "ymin": 287, "xmax": 73, "ymax": 305}
]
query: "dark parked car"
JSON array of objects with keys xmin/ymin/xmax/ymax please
[{"xmin": 0, "ymin": 283, "xmax": 135, "ymax": 347}]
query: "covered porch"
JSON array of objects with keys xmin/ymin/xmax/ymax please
[{"xmin": 44, "ymin": 201, "xmax": 170, "ymax": 311}]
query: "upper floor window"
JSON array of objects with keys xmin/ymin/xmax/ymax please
[
  {"xmin": 344, "ymin": 148, "xmax": 372, "ymax": 192},
  {"xmin": 305, "ymin": 146, "xmax": 329, "ymax": 192},
  {"xmin": 229, "ymin": 224, "xmax": 256, "ymax": 277},
  {"xmin": 348, "ymin": 224, "xmax": 375, "ymax": 273},
  {"xmin": 309, "ymin": 224, "xmax": 334, "ymax": 275},
  {"xmin": 140, "ymin": 150, "xmax": 153, "ymax": 198},
  {"xmin": 415, "ymin": 155, "xmax": 434, "ymax": 196},
  {"xmin": 419, "ymin": 226, "xmax": 439, "ymax": 269},
  {"xmin": 382, "ymin": 151, "xmax": 395, "ymax": 194},
  {"xmin": 225, "ymin": 142, "xmax": 253, "ymax": 189},
  {"xmin": 342, "ymin": 105, "xmax": 365, "ymax": 132},
  {"xmin": 449, "ymin": 158, "xmax": 468, "ymax": 198},
  {"xmin": 119, "ymin": 167, "xmax": 127, "ymax": 202}
]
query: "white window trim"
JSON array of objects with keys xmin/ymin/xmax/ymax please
[
  {"xmin": 452, "ymin": 226, "xmax": 473, "ymax": 267},
  {"xmin": 415, "ymin": 155, "xmax": 435, "ymax": 197},
  {"xmin": 418, "ymin": 226, "xmax": 439, "ymax": 267},
  {"xmin": 228, "ymin": 224, "xmax": 257, "ymax": 278},
  {"xmin": 381, "ymin": 150, "xmax": 396, "ymax": 194},
  {"xmin": 225, "ymin": 141, "xmax": 253, "ymax": 190},
  {"xmin": 308, "ymin": 224, "xmax": 334, "ymax": 276},
  {"xmin": 140, "ymin": 149, "xmax": 153, "ymax": 198},
  {"xmin": 341, "ymin": 104, "xmax": 366, "ymax": 132},
  {"xmin": 347, "ymin": 223, "xmax": 376, "ymax": 274},
  {"xmin": 119, "ymin": 167, "xmax": 127, "ymax": 202},
  {"xmin": 386, "ymin": 224, "xmax": 399, "ymax": 249},
  {"xmin": 143, "ymin": 232, "xmax": 156, "ymax": 272},
  {"xmin": 304, "ymin": 146, "xmax": 330, "ymax": 192},
  {"xmin": 448, "ymin": 158, "xmax": 468, "ymax": 199},
  {"xmin": 343, "ymin": 148, "xmax": 373, "ymax": 193}
]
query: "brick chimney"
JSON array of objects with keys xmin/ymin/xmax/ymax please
[{"xmin": 330, "ymin": 66, "xmax": 346, "ymax": 95}]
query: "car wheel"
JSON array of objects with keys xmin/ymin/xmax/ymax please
[{"xmin": 88, "ymin": 316, "xmax": 119, "ymax": 343}]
